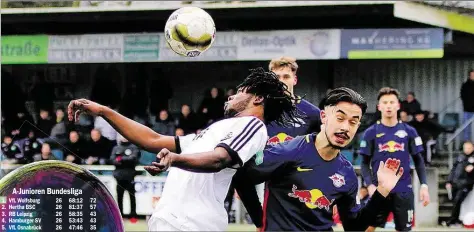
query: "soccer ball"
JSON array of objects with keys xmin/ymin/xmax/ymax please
[{"xmin": 164, "ymin": 7, "xmax": 216, "ymax": 57}]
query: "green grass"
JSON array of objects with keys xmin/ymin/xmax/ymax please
[
  {"xmin": 124, "ymin": 220, "xmax": 255, "ymax": 231},
  {"xmin": 124, "ymin": 220, "xmax": 472, "ymax": 231}
]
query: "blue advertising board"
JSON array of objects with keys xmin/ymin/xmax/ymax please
[{"xmin": 340, "ymin": 28, "xmax": 444, "ymax": 59}]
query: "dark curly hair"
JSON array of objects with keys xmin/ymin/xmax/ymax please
[
  {"xmin": 236, "ymin": 67, "xmax": 303, "ymax": 127},
  {"xmin": 319, "ymin": 87, "xmax": 367, "ymax": 116}
]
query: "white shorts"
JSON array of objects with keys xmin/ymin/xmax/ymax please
[{"xmin": 147, "ymin": 217, "xmax": 181, "ymax": 231}]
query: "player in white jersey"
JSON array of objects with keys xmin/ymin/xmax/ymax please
[{"xmin": 67, "ymin": 68, "xmax": 302, "ymax": 231}]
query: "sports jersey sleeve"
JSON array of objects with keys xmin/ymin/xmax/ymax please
[
  {"xmin": 241, "ymin": 142, "xmax": 296, "ymax": 185},
  {"xmin": 360, "ymin": 126, "xmax": 376, "ymax": 186},
  {"xmin": 232, "ymin": 166, "xmax": 264, "ymax": 228},
  {"xmin": 359, "ymin": 126, "xmax": 375, "ymax": 157},
  {"xmin": 303, "ymin": 101, "xmax": 321, "ymax": 120},
  {"xmin": 216, "ymin": 117, "xmax": 267, "ymax": 168},
  {"xmin": 174, "ymin": 133, "xmax": 196, "ymax": 154},
  {"xmin": 337, "ymin": 174, "xmax": 388, "ymax": 231},
  {"xmin": 407, "ymin": 126, "xmax": 424, "ymax": 155},
  {"xmin": 406, "ymin": 125, "xmax": 428, "ymax": 185},
  {"xmin": 232, "ymin": 141, "xmax": 298, "ymax": 228},
  {"xmin": 305, "ymin": 104, "xmax": 322, "ymax": 133}
]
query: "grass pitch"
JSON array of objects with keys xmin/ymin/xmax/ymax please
[{"xmin": 124, "ymin": 220, "xmax": 471, "ymax": 231}]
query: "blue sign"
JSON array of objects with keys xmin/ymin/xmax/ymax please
[{"xmin": 340, "ymin": 28, "xmax": 444, "ymax": 59}]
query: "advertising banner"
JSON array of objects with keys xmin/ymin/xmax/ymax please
[
  {"xmin": 48, "ymin": 34, "xmax": 124, "ymax": 63},
  {"xmin": 132, "ymin": 175, "xmax": 167, "ymax": 215},
  {"xmin": 340, "ymin": 28, "xmax": 444, "ymax": 59},
  {"xmin": 238, "ymin": 29, "xmax": 341, "ymax": 60},
  {"xmin": 123, "ymin": 33, "xmax": 160, "ymax": 62},
  {"xmin": 158, "ymin": 32, "xmax": 240, "ymax": 62},
  {"xmin": 159, "ymin": 29, "xmax": 341, "ymax": 61},
  {"xmin": 1, "ymin": 35, "xmax": 49, "ymax": 64},
  {"xmin": 3, "ymin": 28, "xmax": 445, "ymax": 64},
  {"xmin": 96, "ymin": 175, "xmax": 166, "ymax": 215}
]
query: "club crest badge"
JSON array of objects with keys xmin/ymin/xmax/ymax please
[{"xmin": 329, "ymin": 173, "xmax": 345, "ymax": 188}]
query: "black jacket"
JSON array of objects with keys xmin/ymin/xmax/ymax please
[
  {"xmin": 409, "ymin": 119, "xmax": 448, "ymax": 141},
  {"xmin": 21, "ymin": 137, "xmax": 42, "ymax": 162},
  {"xmin": 1, "ymin": 142, "xmax": 23, "ymax": 161},
  {"xmin": 110, "ymin": 143, "xmax": 140, "ymax": 181},
  {"xmin": 401, "ymin": 99, "xmax": 421, "ymax": 115},
  {"xmin": 461, "ymin": 79, "xmax": 474, "ymax": 112},
  {"xmin": 447, "ymin": 153, "xmax": 474, "ymax": 188},
  {"xmin": 63, "ymin": 139, "xmax": 87, "ymax": 164},
  {"xmin": 87, "ymin": 137, "xmax": 113, "ymax": 160}
]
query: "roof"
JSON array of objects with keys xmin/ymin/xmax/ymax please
[
  {"xmin": 415, "ymin": 0, "xmax": 474, "ymax": 16},
  {"xmin": 0, "ymin": 1, "xmax": 397, "ymax": 14}
]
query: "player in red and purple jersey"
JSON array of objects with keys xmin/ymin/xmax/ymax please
[
  {"xmin": 360, "ymin": 87, "xmax": 430, "ymax": 232},
  {"xmin": 235, "ymin": 87, "xmax": 405, "ymax": 231},
  {"xmin": 229, "ymin": 57, "xmax": 321, "ymax": 226},
  {"xmin": 265, "ymin": 56, "xmax": 320, "ymax": 145}
]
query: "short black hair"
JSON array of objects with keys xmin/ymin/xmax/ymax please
[
  {"xmin": 320, "ymin": 87, "xmax": 367, "ymax": 116},
  {"xmin": 237, "ymin": 67, "xmax": 302, "ymax": 127},
  {"xmin": 377, "ymin": 87, "xmax": 400, "ymax": 101}
]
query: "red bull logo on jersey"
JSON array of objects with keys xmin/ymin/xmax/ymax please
[
  {"xmin": 267, "ymin": 133, "xmax": 294, "ymax": 145},
  {"xmin": 329, "ymin": 173, "xmax": 345, "ymax": 188},
  {"xmin": 288, "ymin": 185, "xmax": 334, "ymax": 211},
  {"xmin": 378, "ymin": 141, "xmax": 404, "ymax": 153}
]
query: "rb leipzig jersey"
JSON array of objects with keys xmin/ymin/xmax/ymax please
[
  {"xmin": 266, "ymin": 98, "xmax": 320, "ymax": 145},
  {"xmin": 359, "ymin": 121, "xmax": 424, "ymax": 193},
  {"xmin": 244, "ymin": 134, "xmax": 361, "ymax": 231}
]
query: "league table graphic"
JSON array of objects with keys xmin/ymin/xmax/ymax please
[{"xmin": 0, "ymin": 160, "xmax": 124, "ymax": 232}]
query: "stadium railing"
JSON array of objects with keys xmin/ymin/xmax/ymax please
[{"xmin": 445, "ymin": 115, "xmax": 474, "ymax": 169}]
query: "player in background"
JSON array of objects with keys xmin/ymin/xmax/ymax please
[
  {"xmin": 68, "ymin": 68, "xmax": 301, "ymax": 231},
  {"xmin": 230, "ymin": 57, "xmax": 321, "ymax": 226},
  {"xmin": 233, "ymin": 87, "xmax": 405, "ymax": 231},
  {"xmin": 266, "ymin": 56, "xmax": 321, "ymax": 144},
  {"xmin": 360, "ymin": 87, "xmax": 430, "ymax": 232}
]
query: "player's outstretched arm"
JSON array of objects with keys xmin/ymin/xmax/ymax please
[
  {"xmin": 407, "ymin": 126, "xmax": 430, "ymax": 206},
  {"xmin": 359, "ymin": 127, "xmax": 377, "ymax": 195},
  {"xmin": 145, "ymin": 147, "xmax": 235, "ymax": 174},
  {"xmin": 232, "ymin": 161, "xmax": 265, "ymax": 229},
  {"xmin": 145, "ymin": 117, "xmax": 268, "ymax": 175},
  {"xmin": 338, "ymin": 159, "xmax": 404, "ymax": 231},
  {"xmin": 68, "ymin": 99, "xmax": 176, "ymax": 153},
  {"xmin": 230, "ymin": 144, "xmax": 297, "ymax": 229},
  {"xmin": 361, "ymin": 156, "xmax": 376, "ymax": 194}
]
